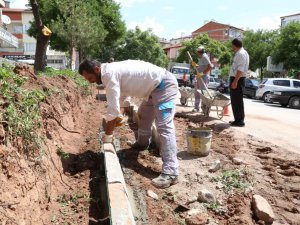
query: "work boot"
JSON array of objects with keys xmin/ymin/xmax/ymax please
[
  {"xmin": 230, "ymin": 121, "xmax": 245, "ymax": 127},
  {"xmin": 151, "ymin": 173, "xmax": 179, "ymax": 189},
  {"xmin": 128, "ymin": 141, "xmax": 149, "ymax": 151}
]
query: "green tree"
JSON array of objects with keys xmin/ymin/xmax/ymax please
[
  {"xmin": 219, "ymin": 64, "xmax": 230, "ymax": 79},
  {"xmin": 243, "ymin": 29, "xmax": 278, "ymax": 79},
  {"xmin": 94, "ymin": 0, "xmax": 126, "ymax": 61},
  {"xmin": 272, "ymin": 22, "xmax": 300, "ymax": 70},
  {"xmin": 28, "ymin": 0, "xmax": 125, "ymax": 64},
  {"xmin": 51, "ymin": 0, "xmax": 107, "ymax": 64},
  {"xmin": 176, "ymin": 34, "xmax": 231, "ymax": 65},
  {"xmin": 116, "ymin": 27, "xmax": 169, "ymax": 67}
]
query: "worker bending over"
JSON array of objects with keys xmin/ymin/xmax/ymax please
[{"xmin": 79, "ymin": 59, "xmax": 179, "ymax": 189}]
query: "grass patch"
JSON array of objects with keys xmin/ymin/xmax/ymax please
[
  {"xmin": 214, "ymin": 168, "xmax": 255, "ymax": 194},
  {"xmin": 39, "ymin": 68, "xmax": 91, "ymax": 96},
  {"xmin": 0, "ymin": 65, "xmax": 45, "ymax": 154}
]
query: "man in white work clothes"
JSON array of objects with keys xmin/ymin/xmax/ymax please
[
  {"xmin": 193, "ymin": 46, "xmax": 213, "ymax": 112},
  {"xmin": 79, "ymin": 59, "xmax": 179, "ymax": 189}
]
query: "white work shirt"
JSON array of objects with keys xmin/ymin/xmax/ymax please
[
  {"xmin": 229, "ymin": 47, "xmax": 249, "ymax": 77},
  {"xmin": 197, "ymin": 53, "xmax": 213, "ymax": 73},
  {"xmin": 101, "ymin": 60, "xmax": 165, "ymax": 121}
]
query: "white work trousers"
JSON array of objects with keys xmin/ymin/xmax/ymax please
[{"xmin": 137, "ymin": 72, "xmax": 179, "ymax": 176}]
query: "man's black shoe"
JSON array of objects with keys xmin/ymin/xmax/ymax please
[
  {"xmin": 230, "ymin": 121, "xmax": 245, "ymax": 127},
  {"xmin": 229, "ymin": 121, "xmax": 236, "ymax": 124}
]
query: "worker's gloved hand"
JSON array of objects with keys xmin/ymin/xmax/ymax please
[
  {"xmin": 115, "ymin": 116, "xmax": 128, "ymax": 127},
  {"xmin": 197, "ymin": 72, "xmax": 203, "ymax": 78},
  {"xmin": 102, "ymin": 134, "xmax": 114, "ymax": 143},
  {"xmin": 192, "ymin": 61, "xmax": 198, "ymax": 67}
]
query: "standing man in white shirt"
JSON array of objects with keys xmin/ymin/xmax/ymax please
[
  {"xmin": 229, "ymin": 38, "xmax": 249, "ymax": 127},
  {"xmin": 193, "ymin": 46, "xmax": 213, "ymax": 112},
  {"xmin": 79, "ymin": 59, "xmax": 179, "ymax": 189}
]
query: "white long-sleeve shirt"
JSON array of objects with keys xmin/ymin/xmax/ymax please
[{"xmin": 101, "ymin": 60, "xmax": 166, "ymax": 121}]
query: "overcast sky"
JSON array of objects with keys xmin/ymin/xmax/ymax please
[{"xmin": 10, "ymin": 0, "xmax": 300, "ymax": 39}]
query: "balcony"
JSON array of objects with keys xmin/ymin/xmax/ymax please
[{"xmin": 0, "ymin": 26, "xmax": 18, "ymax": 48}]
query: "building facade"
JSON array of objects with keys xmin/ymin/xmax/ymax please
[
  {"xmin": 0, "ymin": 0, "xmax": 18, "ymax": 50},
  {"xmin": 192, "ymin": 21, "xmax": 243, "ymax": 42},
  {"xmin": 0, "ymin": 2, "xmax": 67, "ymax": 69},
  {"xmin": 281, "ymin": 13, "xmax": 300, "ymax": 27},
  {"xmin": 163, "ymin": 35, "xmax": 192, "ymax": 61},
  {"xmin": 163, "ymin": 21, "xmax": 243, "ymax": 61}
]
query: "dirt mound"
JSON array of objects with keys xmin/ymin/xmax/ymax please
[{"xmin": 0, "ymin": 65, "xmax": 106, "ymax": 224}]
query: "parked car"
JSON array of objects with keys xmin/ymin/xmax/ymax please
[
  {"xmin": 216, "ymin": 80, "xmax": 229, "ymax": 93},
  {"xmin": 256, "ymin": 78, "xmax": 300, "ymax": 103},
  {"xmin": 243, "ymin": 79, "xmax": 260, "ymax": 98},
  {"xmin": 207, "ymin": 77, "xmax": 220, "ymax": 90},
  {"xmin": 269, "ymin": 89, "xmax": 300, "ymax": 109},
  {"xmin": 171, "ymin": 66, "xmax": 190, "ymax": 87}
]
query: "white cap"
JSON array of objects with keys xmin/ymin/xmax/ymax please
[{"xmin": 197, "ymin": 45, "xmax": 205, "ymax": 51}]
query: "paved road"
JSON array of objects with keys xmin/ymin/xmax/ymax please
[
  {"xmin": 177, "ymin": 93, "xmax": 300, "ymax": 154},
  {"xmin": 229, "ymin": 98, "xmax": 300, "ymax": 153}
]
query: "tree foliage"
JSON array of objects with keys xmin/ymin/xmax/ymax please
[
  {"xmin": 51, "ymin": 0, "xmax": 107, "ymax": 61},
  {"xmin": 28, "ymin": 0, "xmax": 125, "ymax": 61},
  {"xmin": 272, "ymin": 22, "xmax": 300, "ymax": 70},
  {"xmin": 243, "ymin": 29, "xmax": 278, "ymax": 71},
  {"xmin": 116, "ymin": 27, "xmax": 169, "ymax": 67},
  {"xmin": 176, "ymin": 34, "xmax": 231, "ymax": 65}
]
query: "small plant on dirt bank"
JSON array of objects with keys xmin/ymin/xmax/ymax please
[
  {"xmin": 0, "ymin": 66, "xmax": 45, "ymax": 154},
  {"xmin": 56, "ymin": 147, "xmax": 70, "ymax": 159},
  {"xmin": 204, "ymin": 202, "xmax": 226, "ymax": 215},
  {"xmin": 39, "ymin": 68, "xmax": 92, "ymax": 96},
  {"xmin": 214, "ymin": 168, "xmax": 255, "ymax": 194}
]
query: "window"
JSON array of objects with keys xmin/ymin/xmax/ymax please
[
  {"xmin": 13, "ymin": 25, "xmax": 23, "ymax": 34},
  {"xmin": 172, "ymin": 68, "xmax": 189, "ymax": 74},
  {"xmin": 24, "ymin": 43, "xmax": 36, "ymax": 52},
  {"xmin": 245, "ymin": 79, "xmax": 252, "ymax": 86},
  {"xmin": 47, "ymin": 59, "xmax": 63, "ymax": 64},
  {"xmin": 293, "ymin": 81, "xmax": 300, "ymax": 88},
  {"xmin": 273, "ymin": 80, "xmax": 290, "ymax": 87},
  {"xmin": 250, "ymin": 80, "xmax": 260, "ymax": 86},
  {"xmin": 24, "ymin": 24, "xmax": 31, "ymax": 33}
]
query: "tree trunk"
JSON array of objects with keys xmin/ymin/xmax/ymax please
[
  {"xmin": 78, "ymin": 48, "xmax": 84, "ymax": 63},
  {"xmin": 68, "ymin": 45, "xmax": 73, "ymax": 69},
  {"xmin": 30, "ymin": 0, "xmax": 50, "ymax": 72},
  {"xmin": 260, "ymin": 67, "xmax": 264, "ymax": 81}
]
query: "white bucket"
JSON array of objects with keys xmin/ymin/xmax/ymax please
[{"xmin": 187, "ymin": 127, "xmax": 212, "ymax": 156}]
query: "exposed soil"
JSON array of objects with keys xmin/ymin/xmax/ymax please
[
  {"xmin": 0, "ymin": 66, "xmax": 108, "ymax": 225},
  {"xmin": 116, "ymin": 108, "xmax": 300, "ymax": 225}
]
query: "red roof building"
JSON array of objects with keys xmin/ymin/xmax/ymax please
[{"xmin": 192, "ymin": 21, "xmax": 243, "ymax": 42}]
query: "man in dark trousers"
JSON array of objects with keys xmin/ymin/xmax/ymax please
[{"xmin": 229, "ymin": 38, "xmax": 249, "ymax": 127}]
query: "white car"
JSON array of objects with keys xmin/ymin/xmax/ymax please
[
  {"xmin": 207, "ymin": 77, "xmax": 220, "ymax": 90},
  {"xmin": 256, "ymin": 78, "xmax": 300, "ymax": 103},
  {"xmin": 171, "ymin": 66, "xmax": 190, "ymax": 86}
]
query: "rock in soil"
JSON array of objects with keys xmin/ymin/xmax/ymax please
[
  {"xmin": 198, "ymin": 189, "xmax": 216, "ymax": 203},
  {"xmin": 252, "ymin": 195, "xmax": 276, "ymax": 223},
  {"xmin": 187, "ymin": 208, "xmax": 205, "ymax": 216},
  {"xmin": 188, "ymin": 196, "xmax": 198, "ymax": 204},
  {"xmin": 208, "ymin": 160, "xmax": 221, "ymax": 172},
  {"xmin": 233, "ymin": 157, "xmax": 244, "ymax": 165},
  {"xmin": 147, "ymin": 190, "xmax": 159, "ymax": 200},
  {"xmin": 0, "ymin": 124, "xmax": 5, "ymax": 138},
  {"xmin": 185, "ymin": 213, "xmax": 209, "ymax": 225}
]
